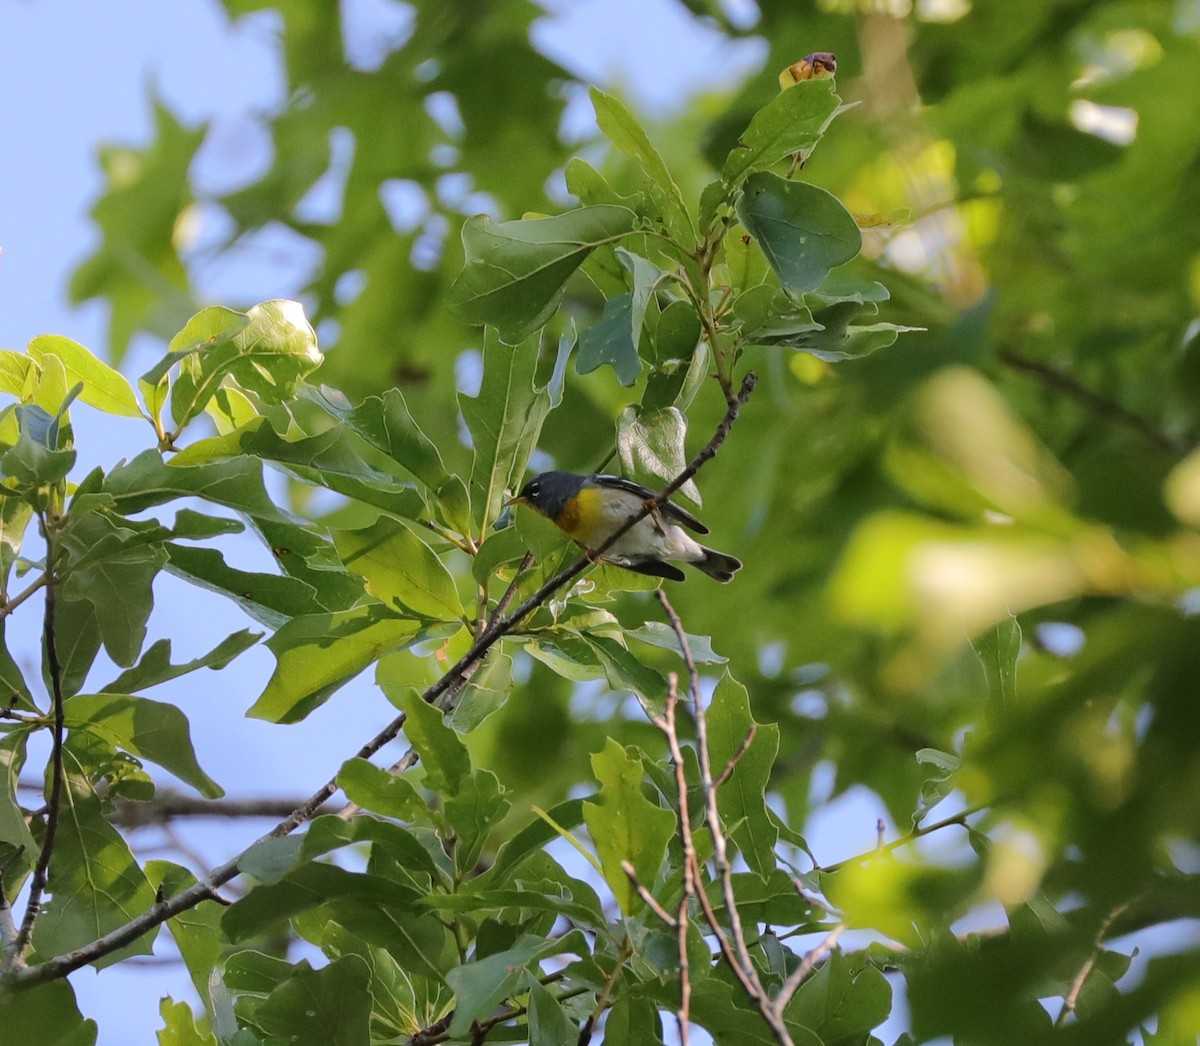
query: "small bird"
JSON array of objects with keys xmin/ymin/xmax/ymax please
[{"xmin": 512, "ymin": 471, "xmax": 742, "ymax": 583}]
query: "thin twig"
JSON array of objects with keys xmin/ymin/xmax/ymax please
[
  {"xmin": 773, "ymin": 924, "xmax": 845, "ymax": 1012},
  {"xmin": 577, "ymin": 943, "xmax": 628, "ymax": 1046},
  {"xmin": 620, "ymin": 860, "xmax": 677, "ymax": 928},
  {"xmin": 657, "ymin": 591, "xmax": 792, "ymax": 1045},
  {"xmin": 714, "ymin": 725, "xmax": 758, "ymax": 789},
  {"xmin": 406, "ymin": 981, "xmax": 587, "ymax": 1046},
  {"xmin": 654, "ymin": 674, "xmax": 694, "ymax": 1044},
  {"xmin": 10, "ymin": 522, "xmax": 65, "ymax": 965},
  {"xmin": 1055, "ymin": 901, "xmax": 1130, "ymax": 1027},
  {"xmin": 0, "ymin": 574, "xmax": 47, "ymax": 622},
  {"xmin": 819, "ymin": 803, "xmax": 988, "ymax": 875},
  {"xmin": 997, "ymin": 348, "xmax": 1188, "ymax": 455},
  {"xmin": 108, "ymin": 793, "xmax": 339, "ymax": 827},
  {"xmin": 9, "ymin": 374, "xmax": 759, "ymax": 988}
]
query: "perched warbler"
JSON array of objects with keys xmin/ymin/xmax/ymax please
[{"xmin": 512, "ymin": 471, "xmax": 742, "ymax": 583}]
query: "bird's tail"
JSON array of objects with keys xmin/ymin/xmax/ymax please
[{"xmin": 693, "ymin": 546, "xmax": 742, "ymax": 583}]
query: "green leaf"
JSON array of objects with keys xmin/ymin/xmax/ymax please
[
  {"xmin": 449, "ymin": 205, "xmax": 638, "ymax": 341},
  {"xmin": 971, "ymin": 614, "xmax": 1022, "ymax": 714},
  {"xmin": 446, "ymin": 934, "xmax": 588, "ymax": 1038},
  {"xmin": 248, "ymin": 516, "xmax": 366, "ymax": 612},
  {"xmin": 576, "ymin": 294, "xmax": 638, "ymax": 386},
  {"xmin": 709, "ymin": 672, "xmax": 779, "ymax": 876},
  {"xmin": 168, "ymin": 300, "xmax": 322, "ymax": 430},
  {"xmin": 582, "ymin": 738, "xmax": 676, "ymax": 915},
  {"xmin": 736, "ymin": 172, "xmax": 862, "ymax": 295},
  {"xmin": 31, "ymin": 780, "xmax": 158, "ymax": 966},
  {"xmin": 157, "ymin": 998, "xmax": 217, "ymax": 1046},
  {"xmin": 590, "ymin": 86, "xmax": 692, "ymax": 237},
  {"xmin": 0, "ymin": 492, "xmax": 34, "ymax": 594},
  {"xmin": 723, "ymin": 80, "xmax": 846, "ymax": 180},
  {"xmin": 337, "ymin": 757, "xmax": 428, "ymax": 822},
  {"xmin": 2, "ymin": 404, "xmax": 77, "ymax": 488},
  {"xmin": 767, "ymin": 301, "xmax": 920, "ymax": 361},
  {"xmin": 103, "ymin": 449, "xmax": 294, "ymax": 521},
  {"xmin": 447, "ymin": 651, "xmax": 512, "ymax": 732},
  {"xmin": 333, "ymin": 517, "xmax": 464, "ymax": 622},
  {"xmin": 398, "ymin": 689, "xmax": 471, "ymax": 795},
  {"xmin": 255, "ymin": 956, "xmax": 372, "ymax": 1046},
  {"xmin": 0, "ymin": 728, "xmax": 36, "ymax": 859},
  {"xmin": 100, "ymin": 629, "xmax": 260, "ymax": 693},
  {"xmin": 46, "ymin": 594, "xmax": 103, "ymax": 698},
  {"xmin": 783, "ymin": 951, "xmax": 892, "ymax": 1042},
  {"xmin": 61, "ymin": 514, "xmax": 167, "ymax": 668},
  {"xmin": 169, "ymin": 417, "xmax": 426, "ymax": 522},
  {"xmin": 0, "ymin": 349, "xmax": 34, "ymax": 397},
  {"xmin": 322, "ymin": 386, "xmax": 447, "ymax": 491},
  {"xmin": 627, "ymin": 621, "xmax": 726, "ymax": 664},
  {"xmin": 604, "ymin": 994, "xmax": 665, "ymax": 1045},
  {"xmin": 250, "ymin": 606, "xmax": 421, "ymax": 724},
  {"xmin": 471, "ymin": 525, "xmax": 528, "ymax": 586},
  {"xmin": 0, "ymin": 618, "xmax": 34, "ymax": 710},
  {"xmin": 460, "ymin": 335, "xmax": 551, "ymax": 530},
  {"xmin": 147, "ymin": 862, "xmax": 224, "ymax": 1005},
  {"xmin": 222, "ymin": 863, "xmax": 424, "ymax": 946},
  {"xmin": 163, "ymin": 543, "xmax": 326, "ymax": 629},
  {"xmin": 444, "ymin": 768, "xmax": 511, "ymax": 874},
  {"xmin": 617, "ymin": 405, "xmax": 701, "ymax": 504},
  {"xmin": 580, "ymin": 633, "xmax": 669, "ymax": 715},
  {"xmin": 525, "ymin": 970, "xmax": 577, "ymax": 1046},
  {"xmin": 477, "ymin": 797, "xmax": 587, "ymax": 888},
  {"xmin": 66, "ymin": 692, "xmax": 223, "ymax": 798},
  {"xmin": 27, "ymin": 334, "xmax": 143, "ymax": 418},
  {"xmin": 0, "ymin": 979, "xmax": 98, "ymax": 1046}
]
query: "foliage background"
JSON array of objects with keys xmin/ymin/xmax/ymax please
[{"xmin": 3, "ymin": 0, "xmax": 1200, "ymax": 1042}]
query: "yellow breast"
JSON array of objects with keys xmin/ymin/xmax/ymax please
[{"xmin": 555, "ymin": 484, "xmax": 605, "ymax": 542}]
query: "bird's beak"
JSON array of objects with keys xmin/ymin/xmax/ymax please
[{"xmin": 504, "ymin": 495, "xmax": 526, "ymax": 508}]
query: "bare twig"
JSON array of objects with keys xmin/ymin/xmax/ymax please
[
  {"xmin": 1055, "ymin": 901, "xmax": 1130, "ymax": 1027},
  {"xmin": 0, "ymin": 574, "xmax": 46, "ymax": 621},
  {"xmin": 657, "ymin": 591, "xmax": 793, "ymax": 1045},
  {"xmin": 9, "ymin": 523, "xmax": 65, "ymax": 966},
  {"xmin": 620, "ymin": 859, "xmax": 677, "ymax": 928},
  {"xmin": 108, "ymin": 793, "xmax": 339, "ymax": 827},
  {"xmin": 819, "ymin": 803, "xmax": 988, "ymax": 875},
  {"xmin": 998, "ymin": 348, "xmax": 1187, "ymax": 456},
  {"xmin": 577, "ymin": 944, "xmax": 628, "ymax": 1046},
  {"xmin": 8, "ymin": 374, "xmax": 759, "ymax": 989},
  {"xmin": 653, "ymin": 675, "xmax": 695, "ymax": 1044},
  {"xmin": 773, "ymin": 924, "xmax": 845, "ymax": 1012},
  {"xmin": 406, "ymin": 979, "xmax": 586, "ymax": 1046},
  {"xmin": 714, "ymin": 724, "xmax": 758, "ymax": 789}
]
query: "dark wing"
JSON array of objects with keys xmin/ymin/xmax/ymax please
[
  {"xmin": 604, "ymin": 555, "xmax": 687, "ymax": 582},
  {"xmin": 592, "ymin": 474, "xmax": 709, "ymax": 535}
]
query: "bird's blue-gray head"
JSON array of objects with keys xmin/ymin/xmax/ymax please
[{"xmin": 516, "ymin": 471, "xmax": 587, "ymax": 520}]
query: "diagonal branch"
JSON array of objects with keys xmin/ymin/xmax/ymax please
[
  {"xmin": 9, "ymin": 373, "xmax": 759, "ymax": 988},
  {"xmin": 997, "ymin": 348, "xmax": 1188, "ymax": 456}
]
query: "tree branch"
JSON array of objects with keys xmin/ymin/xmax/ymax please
[
  {"xmin": 7, "ymin": 373, "xmax": 759, "ymax": 989},
  {"xmin": 8, "ymin": 522, "xmax": 65, "ymax": 967},
  {"xmin": 818, "ymin": 802, "xmax": 988, "ymax": 875},
  {"xmin": 1055, "ymin": 900, "xmax": 1130, "ymax": 1028},
  {"xmin": 997, "ymin": 348, "xmax": 1188, "ymax": 456},
  {"xmin": 657, "ymin": 590, "xmax": 793, "ymax": 1045}
]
